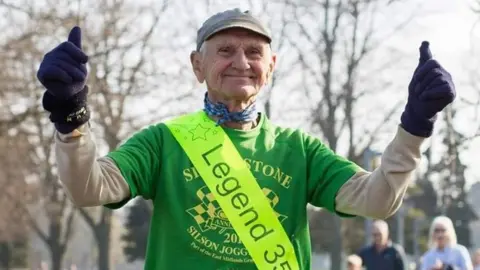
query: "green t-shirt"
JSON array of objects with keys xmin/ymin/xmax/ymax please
[{"xmin": 106, "ymin": 112, "xmax": 361, "ymax": 270}]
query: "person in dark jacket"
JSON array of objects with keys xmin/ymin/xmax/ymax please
[{"xmin": 358, "ymin": 220, "xmax": 407, "ymax": 270}]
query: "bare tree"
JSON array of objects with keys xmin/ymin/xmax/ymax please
[
  {"xmin": 72, "ymin": 1, "xmax": 198, "ymax": 268},
  {"xmin": 0, "ymin": 11, "xmax": 35, "ymax": 135},
  {"xmin": 0, "ymin": 2, "xmax": 84, "ymax": 269},
  {"xmin": 281, "ymin": 0, "xmax": 418, "ymax": 268},
  {"xmin": 5, "ymin": 62, "xmax": 76, "ymax": 270},
  {"xmin": 0, "ymin": 132, "xmax": 36, "ymax": 269},
  {"xmin": 0, "ymin": 0, "xmax": 199, "ymax": 268},
  {"xmin": 459, "ymin": 1, "xmax": 480, "ymax": 145}
]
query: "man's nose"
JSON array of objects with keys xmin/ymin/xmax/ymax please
[{"xmin": 231, "ymin": 51, "xmax": 250, "ymax": 70}]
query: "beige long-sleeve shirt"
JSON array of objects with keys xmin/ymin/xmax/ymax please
[{"xmin": 55, "ymin": 123, "xmax": 424, "ymax": 219}]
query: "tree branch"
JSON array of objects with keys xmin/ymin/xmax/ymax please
[{"xmin": 78, "ymin": 208, "xmax": 96, "ymax": 229}]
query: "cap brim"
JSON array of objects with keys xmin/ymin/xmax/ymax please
[{"xmin": 205, "ymin": 21, "xmax": 271, "ymax": 43}]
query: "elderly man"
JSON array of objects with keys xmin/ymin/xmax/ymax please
[
  {"xmin": 358, "ymin": 220, "xmax": 407, "ymax": 270},
  {"xmin": 36, "ymin": 8, "xmax": 455, "ymax": 270}
]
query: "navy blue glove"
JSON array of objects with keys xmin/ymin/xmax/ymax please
[
  {"xmin": 400, "ymin": 41, "xmax": 456, "ymax": 137},
  {"xmin": 42, "ymin": 86, "xmax": 90, "ymax": 134},
  {"xmin": 37, "ymin": 26, "xmax": 88, "ymax": 99},
  {"xmin": 37, "ymin": 26, "xmax": 90, "ymax": 134}
]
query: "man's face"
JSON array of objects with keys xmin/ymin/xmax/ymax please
[
  {"xmin": 347, "ymin": 262, "xmax": 361, "ymax": 270},
  {"xmin": 191, "ymin": 28, "xmax": 276, "ymax": 101},
  {"xmin": 372, "ymin": 226, "xmax": 387, "ymax": 246}
]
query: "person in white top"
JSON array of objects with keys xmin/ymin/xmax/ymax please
[{"xmin": 421, "ymin": 216, "xmax": 473, "ymax": 270}]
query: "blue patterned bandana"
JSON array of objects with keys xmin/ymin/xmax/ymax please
[{"xmin": 203, "ymin": 92, "xmax": 258, "ymax": 125}]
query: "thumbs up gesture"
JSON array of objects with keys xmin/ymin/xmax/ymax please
[
  {"xmin": 400, "ymin": 41, "xmax": 456, "ymax": 137},
  {"xmin": 37, "ymin": 27, "xmax": 90, "ymax": 134},
  {"xmin": 37, "ymin": 26, "xmax": 88, "ymax": 100}
]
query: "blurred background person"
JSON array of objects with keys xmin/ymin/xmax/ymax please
[
  {"xmin": 358, "ymin": 219, "xmax": 407, "ymax": 270},
  {"xmin": 347, "ymin": 254, "xmax": 363, "ymax": 270},
  {"xmin": 420, "ymin": 216, "xmax": 472, "ymax": 270}
]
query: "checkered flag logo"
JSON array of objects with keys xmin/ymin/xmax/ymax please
[{"xmin": 187, "ymin": 186, "xmax": 288, "ymax": 232}]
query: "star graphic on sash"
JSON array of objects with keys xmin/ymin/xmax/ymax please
[{"xmin": 189, "ymin": 124, "xmax": 210, "ymax": 141}]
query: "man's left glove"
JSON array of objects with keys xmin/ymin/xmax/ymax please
[{"xmin": 400, "ymin": 41, "xmax": 456, "ymax": 137}]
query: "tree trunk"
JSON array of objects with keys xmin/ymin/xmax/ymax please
[
  {"xmin": 95, "ymin": 209, "xmax": 113, "ymax": 270},
  {"xmin": 50, "ymin": 249, "xmax": 63, "ymax": 270},
  {"xmin": 48, "ymin": 211, "xmax": 66, "ymax": 270},
  {"xmin": 97, "ymin": 237, "xmax": 111, "ymax": 270},
  {"xmin": 0, "ymin": 242, "xmax": 11, "ymax": 270},
  {"xmin": 330, "ymin": 215, "xmax": 343, "ymax": 270},
  {"xmin": 264, "ymin": 99, "xmax": 271, "ymax": 118}
]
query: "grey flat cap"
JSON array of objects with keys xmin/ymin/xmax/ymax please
[{"xmin": 196, "ymin": 8, "xmax": 272, "ymax": 51}]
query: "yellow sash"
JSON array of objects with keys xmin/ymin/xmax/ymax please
[{"xmin": 165, "ymin": 111, "xmax": 299, "ymax": 270}]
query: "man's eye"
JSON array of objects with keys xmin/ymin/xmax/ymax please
[{"xmin": 219, "ymin": 47, "xmax": 230, "ymax": 53}]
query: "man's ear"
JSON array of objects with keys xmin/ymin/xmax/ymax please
[
  {"xmin": 190, "ymin": 51, "xmax": 205, "ymax": 83},
  {"xmin": 265, "ymin": 52, "xmax": 277, "ymax": 85}
]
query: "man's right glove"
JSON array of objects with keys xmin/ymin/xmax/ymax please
[
  {"xmin": 37, "ymin": 26, "xmax": 90, "ymax": 134},
  {"xmin": 400, "ymin": 41, "xmax": 456, "ymax": 137}
]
